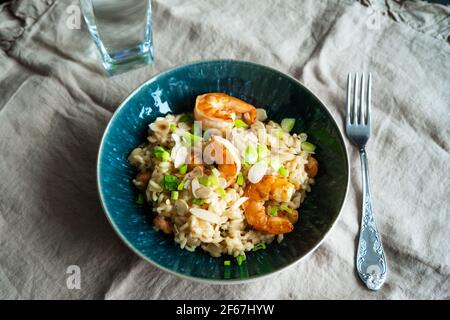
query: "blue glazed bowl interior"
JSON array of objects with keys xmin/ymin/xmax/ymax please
[{"xmin": 97, "ymin": 60, "xmax": 349, "ymax": 282}]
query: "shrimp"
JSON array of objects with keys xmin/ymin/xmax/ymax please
[
  {"xmin": 205, "ymin": 135, "xmax": 241, "ymax": 186},
  {"xmin": 153, "ymin": 216, "xmax": 173, "ymax": 234},
  {"xmin": 243, "ymin": 176, "xmax": 296, "ymax": 234},
  {"xmin": 305, "ymin": 156, "xmax": 318, "ymax": 178},
  {"xmin": 194, "ymin": 93, "xmax": 257, "ymax": 132}
]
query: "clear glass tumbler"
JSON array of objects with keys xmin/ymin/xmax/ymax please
[{"xmin": 80, "ymin": 0, "xmax": 153, "ymax": 75}]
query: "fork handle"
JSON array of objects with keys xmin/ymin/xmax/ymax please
[{"xmin": 356, "ymin": 147, "xmax": 387, "ymax": 290}]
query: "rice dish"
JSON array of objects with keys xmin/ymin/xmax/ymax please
[{"xmin": 128, "ymin": 93, "xmax": 318, "ymax": 259}]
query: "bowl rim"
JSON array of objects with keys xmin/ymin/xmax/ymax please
[{"xmin": 97, "ymin": 59, "xmax": 350, "ymax": 285}]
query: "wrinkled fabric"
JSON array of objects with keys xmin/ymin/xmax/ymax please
[{"xmin": 0, "ymin": 0, "xmax": 449, "ymax": 300}]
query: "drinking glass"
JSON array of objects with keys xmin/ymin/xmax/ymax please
[{"xmin": 80, "ymin": 0, "xmax": 153, "ymax": 75}]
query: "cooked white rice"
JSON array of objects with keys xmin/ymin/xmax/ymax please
[{"xmin": 128, "ymin": 111, "xmax": 316, "ymax": 258}]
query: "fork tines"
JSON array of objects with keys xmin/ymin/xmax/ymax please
[{"xmin": 346, "ymin": 72, "xmax": 372, "ymax": 126}]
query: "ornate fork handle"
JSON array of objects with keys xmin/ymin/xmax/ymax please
[{"xmin": 356, "ymin": 148, "xmax": 387, "ymax": 290}]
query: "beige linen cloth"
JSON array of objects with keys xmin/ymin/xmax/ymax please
[{"xmin": 0, "ymin": 0, "xmax": 449, "ymax": 299}]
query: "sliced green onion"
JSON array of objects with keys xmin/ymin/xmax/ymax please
[
  {"xmin": 198, "ymin": 176, "xmax": 211, "ymax": 187},
  {"xmin": 301, "ymin": 141, "xmax": 316, "ymax": 153},
  {"xmin": 270, "ymin": 157, "xmax": 282, "ymax": 171},
  {"xmin": 224, "ymin": 260, "xmax": 231, "ymax": 266},
  {"xmin": 234, "ymin": 119, "xmax": 249, "ymax": 129},
  {"xmin": 281, "ymin": 118, "xmax": 296, "ymax": 132},
  {"xmin": 209, "ymin": 175, "xmax": 219, "ymax": 187},
  {"xmin": 257, "ymin": 144, "xmax": 269, "ymax": 160},
  {"xmin": 211, "ymin": 168, "xmax": 220, "ymax": 177},
  {"xmin": 279, "ymin": 203, "xmax": 292, "ymax": 213},
  {"xmin": 252, "ymin": 243, "xmax": 266, "ymax": 251},
  {"xmin": 236, "ymin": 254, "xmax": 246, "ymax": 266},
  {"xmin": 217, "ymin": 187, "xmax": 226, "ymax": 198},
  {"xmin": 169, "ymin": 123, "xmax": 177, "ymax": 132},
  {"xmin": 244, "ymin": 145, "xmax": 258, "ymax": 164},
  {"xmin": 268, "ymin": 206, "xmax": 279, "ymax": 217},
  {"xmin": 179, "ymin": 113, "xmax": 192, "ymax": 122},
  {"xmin": 177, "ymin": 180, "xmax": 185, "ymax": 191},
  {"xmin": 277, "ymin": 130, "xmax": 284, "ymax": 140},
  {"xmin": 178, "ymin": 164, "xmax": 188, "ymax": 175},
  {"xmin": 192, "ymin": 198, "xmax": 204, "ymax": 206},
  {"xmin": 278, "ymin": 166, "xmax": 288, "ymax": 177},
  {"xmin": 236, "ymin": 172, "xmax": 244, "ymax": 186},
  {"xmin": 136, "ymin": 193, "xmax": 145, "ymax": 205},
  {"xmin": 171, "ymin": 191, "xmax": 179, "ymax": 200},
  {"xmin": 163, "ymin": 174, "xmax": 179, "ymax": 192},
  {"xmin": 242, "ymin": 161, "xmax": 250, "ymax": 168},
  {"xmin": 153, "ymin": 146, "xmax": 171, "ymax": 161}
]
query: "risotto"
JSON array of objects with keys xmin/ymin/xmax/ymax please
[{"xmin": 128, "ymin": 93, "xmax": 318, "ymax": 260}]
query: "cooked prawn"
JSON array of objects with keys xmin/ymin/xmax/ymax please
[
  {"xmin": 243, "ymin": 176, "xmax": 296, "ymax": 234},
  {"xmin": 204, "ymin": 135, "xmax": 241, "ymax": 186},
  {"xmin": 305, "ymin": 156, "xmax": 318, "ymax": 178},
  {"xmin": 194, "ymin": 93, "xmax": 257, "ymax": 132},
  {"xmin": 153, "ymin": 216, "xmax": 173, "ymax": 234}
]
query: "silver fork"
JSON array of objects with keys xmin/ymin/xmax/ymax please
[{"xmin": 345, "ymin": 72, "xmax": 387, "ymax": 290}]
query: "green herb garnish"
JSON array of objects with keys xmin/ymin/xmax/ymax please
[
  {"xmin": 163, "ymin": 174, "xmax": 179, "ymax": 192},
  {"xmin": 217, "ymin": 187, "xmax": 226, "ymax": 198},
  {"xmin": 236, "ymin": 172, "xmax": 244, "ymax": 186},
  {"xmin": 224, "ymin": 260, "xmax": 231, "ymax": 266},
  {"xmin": 136, "ymin": 193, "xmax": 145, "ymax": 205},
  {"xmin": 257, "ymin": 144, "xmax": 269, "ymax": 160},
  {"xmin": 153, "ymin": 146, "xmax": 170, "ymax": 161},
  {"xmin": 279, "ymin": 203, "xmax": 292, "ymax": 213},
  {"xmin": 301, "ymin": 141, "xmax": 316, "ymax": 152},
  {"xmin": 281, "ymin": 118, "xmax": 296, "ymax": 132},
  {"xmin": 178, "ymin": 164, "xmax": 188, "ymax": 175},
  {"xmin": 234, "ymin": 119, "xmax": 249, "ymax": 129},
  {"xmin": 268, "ymin": 206, "xmax": 279, "ymax": 217},
  {"xmin": 192, "ymin": 198, "xmax": 204, "ymax": 206},
  {"xmin": 278, "ymin": 166, "xmax": 288, "ymax": 177},
  {"xmin": 252, "ymin": 243, "xmax": 266, "ymax": 251},
  {"xmin": 236, "ymin": 254, "xmax": 246, "ymax": 266},
  {"xmin": 171, "ymin": 191, "xmax": 179, "ymax": 200}
]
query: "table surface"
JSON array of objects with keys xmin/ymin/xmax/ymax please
[{"xmin": 0, "ymin": 0, "xmax": 449, "ymax": 299}]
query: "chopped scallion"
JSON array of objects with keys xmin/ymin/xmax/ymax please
[
  {"xmin": 252, "ymin": 243, "xmax": 266, "ymax": 251},
  {"xmin": 177, "ymin": 180, "xmax": 185, "ymax": 191},
  {"xmin": 236, "ymin": 254, "xmax": 246, "ymax": 266},
  {"xmin": 153, "ymin": 146, "xmax": 171, "ymax": 161},
  {"xmin": 209, "ymin": 175, "xmax": 219, "ymax": 187},
  {"xmin": 301, "ymin": 141, "xmax": 316, "ymax": 152},
  {"xmin": 234, "ymin": 119, "xmax": 249, "ymax": 129},
  {"xmin": 277, "ymin": 130, "xmax": 284, "ymax": 140},
  {"xmin": 163, "ymin": 174, "xmax": 179, "ymax": 192},
  {"xmin": 278, "ymin": 166, "xmax": 288, "ymax": 177},
  {"xmin": 198, "ymin": 176, "xmax": 211, "ymax": 187},
  {"xmin": 279, "ymin": 203, "xmax": 292, "ymax": 213},
  {"xmin": 268, "ymin": 206, "xmax": 279, "ymax": 217},
  {"xmin": 136, "ymin": 193, "xmax": 145, "ymax": 205},
  {"xmin": 217, "ymin": 187, "xmax": 226, "ymax": 198},
  {"xmin": 171, "ymin": 191, "xmax": 179, "ymax": 200},
  {"xmin": 169, "ymin": 123, "xmax": 177, "ymax": 132},
  {"xmin": 236, "ymin": 172, "xmax": 244, "ymax": 186},
  {"xmin": 178, "ymin": 164, "xmax": 188, "ymax": 175},
  {"xmin": 192, "ymin": 198, "xmax": 204, "ymax": 206},
  {"xmin": 224, "ymin": 260, "xmax": 231, "ymax": 266},
  {"xmin": 257, "ymin": 144, "xmax": 268, "ymax": 160},
  {"xmin": 281, "ymin": 118, "xmax": 296, "ymax": 132},
  {"xmin": 244, "ymin": 145, "xmax": 258, "ymax": 164}
]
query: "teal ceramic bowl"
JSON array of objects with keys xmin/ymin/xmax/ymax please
[{"xmin": 97, "ymin": 60, "xmax": 349, "ymax": 283}]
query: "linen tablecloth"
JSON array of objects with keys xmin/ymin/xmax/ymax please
[{"xmin": 0, "ymin": 0, "xmax": 449, "ymax": 299}]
